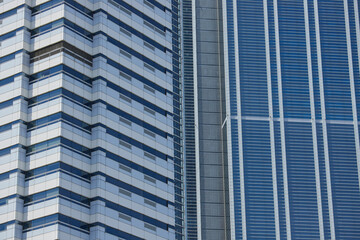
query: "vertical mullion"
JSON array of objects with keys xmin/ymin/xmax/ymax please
[
  {"xmin": 232, "ymin": 0, "xmax": 247, "ymax": 238},
  {"xmin": 344, "ymin": 0, "xmax": 360, "ymax": 191},
  {"xmin": 222, "ymin": 0, "xmax": 238, "ymax": 238},
  {"xmin": 272, "ymin": 0, "xmax": 292, "ymax": 238},
  {"xmin": 313, "ymin": 0, "xmax": 336, "ymax": 238},
  {"xmin": 192, "ymin": 0, "xmax": 202, "ymax": 238},
  {"xmin": 263, "ymin": 0, "xmax": 280, "ymax": 239},
  {"xmin": 303, "ymin": 0, "xmax": 325, "ymax": 238}
]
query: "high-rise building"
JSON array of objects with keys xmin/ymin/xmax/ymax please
[
  {"xmin": 183, "ymin": 0, "xmax": 360, "ymax": 239},
  {"xmin": 0, "ymin": 0, "xmax": 182, "ymax": 239},
  {"xmin": 3, "ymin": 0, "xmax": 360, "ymax": 239}
]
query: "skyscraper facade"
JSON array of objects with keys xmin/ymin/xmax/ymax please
[
  {"xmin": 182, "ymin": 0, "xmax": 230, "ymax": 239},
  {"xmin": 183, "ymin": 0, "xmax": 360, "ymax": 239},
  {"xmin": 3, "ymin": 0, "xmax": 360, "ymax": 239},
  {"xmin": 0, "ymin": 0, "xmax": 182, "ymax": 239}
]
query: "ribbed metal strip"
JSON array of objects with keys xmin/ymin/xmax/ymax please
[
  {"xmin": 343, "ymin": 0, "xmax": 360, "ymax": 193},
  {"xmin": 192, "ymin": 0, "xmax": 202, "ymax": 238},
  {"xmin": 313, "ymin": 0, "xmax": 336, "ymax": 238},
  {"xmin": 272, "ymin": 0, "xmax": 292, "ymax": 238},
  {"xmin": 303, "ymin": 0, "xmax": 325, "ymax": 238},
  {"xmin": 232, "ymin": 0, "xmax": 247, "ymax": 238},
  {"xmin": 263, "ymin": 0, "xmax": 280, "ymax": 238},
  {"xmin": 182, "ymin": 0, "xmax": 198, "ymax": 238},
  {"xmin": 222, "ymin": 0, "xmax": 237, "ymax": 238}
]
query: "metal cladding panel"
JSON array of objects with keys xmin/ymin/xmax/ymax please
[{"xmin": 223, "ymin": 0, "xmax": 360, "ymax": 239}]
